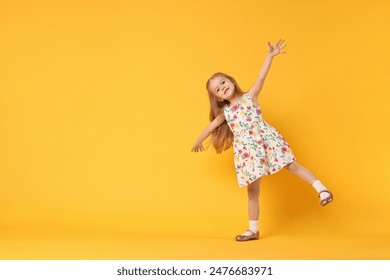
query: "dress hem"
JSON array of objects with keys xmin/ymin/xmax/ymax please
[{"xmin": 238, "ymin": 158, "xmax": 296, "ymax": 188}]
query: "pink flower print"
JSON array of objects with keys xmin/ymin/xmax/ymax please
[
  {"xmin": 281, "ymin": 147, "xmax": 288, "ymax": 153},
  {"xmin": 257, "ymin": 140, "xmax": 263, "ymax": 145},
  {"xmin": 250, "ymin": 156, "xmax": 254, "ymax": 160},
  {"xmin": 274, "ymin": 158, "xmax": 278, "ymax": 162},
  {"xmin": 230, "ymin": 122, "xmax": 235, "ymax": 128},
  {"xmin": 233, "ymin": 114, "xmax": 238, "ymax": 119},
  {"xmin": 247, "ymin": 106, "xmax": 251, "ymax": 110},
  {"xmin": 238, "ymin": 149, "xmax": 243, "ymax": 154},
  {"xmin": 260, "ymin": 158, "xmax": 265, "ymax": 163},
  {"xmin": 263, "ymin": 144, "xmax": 267, "ymax": 150},
  {"xmin": 232, "ymin": 104, "xmax": 239, "ymax": 111},
  {"xmin": 256, "ymin": 109, "xmax": 261, "ymax": 114},
  {"xmin": 243, "ymin": 153, "xmax": 250, "ymax": 159},
  {"xmin": 246, "ymin": 117, "xmax": 252, "ymax": 122},
  {"xmin": 260, "ymin": 130, "xmax": 265, "ymax": 133},
  {"xmin": 249, "ymin": 130, "xmax": 253, "ymax": 135},
  {"xmin": 272, "ymin": 168, "xmax": 276, "ymax": 172}
]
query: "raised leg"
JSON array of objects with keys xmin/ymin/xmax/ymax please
[
  {"xmin": 284, "ymin": 161, "xmax": 333, "ymax": 206},
  {"xmin": 284, "ymin": 161, "xmax": 317, "ymax": 185}
]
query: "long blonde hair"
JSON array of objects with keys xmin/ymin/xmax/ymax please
[{"xmin": 205, "ymin": 72, "xmax": 245, "ymax": 154}]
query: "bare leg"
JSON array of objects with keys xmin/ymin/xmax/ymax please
[
  {"xmin": 284, "ymin": 161, "xmax": 333, "ymax": 205},
  {"xmin": 247, "ymin": 177, "xmax": 261, "ymax": 220},
  {"xmin": 236, "ymin": 178, "xmax": 261, "ymax": 241},
  {"xmin": 284, "ymin": 161, "xmax": 317, "ymax": 185}
]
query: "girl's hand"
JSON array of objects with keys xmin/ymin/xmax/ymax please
[
  {"xmin": 267, "ymin": 39, "xmax": 287, "ymax": 57},
  {"xmin": 191, "ymin": 142, "xmax": 205, "ymax": 153}
]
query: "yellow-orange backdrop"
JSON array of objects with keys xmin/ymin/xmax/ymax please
[{"xmin": 1, "ymin": 0, "xmax": 389, "ymax": 259}]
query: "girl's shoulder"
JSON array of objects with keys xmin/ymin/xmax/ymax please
[
  {"xmin": 240, "ymin": 92, "xmax": 252, "ymax": 104},
  {"xmin": 245, "ymin": 92, "xmax": 260, "ymax": 107},
  {"xmin": 222, "ymin": 104, "xmax": 229, "ymax": 114}
]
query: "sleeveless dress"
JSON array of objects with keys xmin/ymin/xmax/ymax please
[{"xmin": 223, "ymin": 93, "xmax": 296, "ymax": 187}]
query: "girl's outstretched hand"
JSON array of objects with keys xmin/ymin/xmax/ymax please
[
  {"xmin": 191, "ymin": 142, "xmax": 205, "ymax": 153},
  {"xmin": 267, "ymin": 39, "xmax": 287, "ymax": 57}
]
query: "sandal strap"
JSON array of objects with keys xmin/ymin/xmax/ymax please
[
  {"xmin": 318, "ymin": 190, "xmax": 332, "ymax": 197},
  {"xmin": 236, "ymin": 229, "xmax": 259, "ymax": 241},
  {"xmin": 318, "ymin": 190, "xmax": 334, "ymax": 206},
  {"xmin": 236, "ymin": 229, "xmax": 254, "ymax": 237}
]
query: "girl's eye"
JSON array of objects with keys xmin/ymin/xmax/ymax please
[
  {"xmin": 222, "ymin": 81, "xmax": 225, "ymax": 84},
  {"xmin": 217, "ymin": 89, "xmax": 220, "ymax": 92}
]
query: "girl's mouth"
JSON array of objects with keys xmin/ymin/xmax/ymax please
[{"xmin": 224, "ymin": 87, "xmax": 229, "ymax": 94}]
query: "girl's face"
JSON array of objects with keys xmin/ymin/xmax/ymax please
[{"xmin": 209, "ymin": 76, "xmax": 235, "ymax": 101}]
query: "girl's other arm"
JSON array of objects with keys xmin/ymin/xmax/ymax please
[
  {"xmin": 191, "ymin": 113, "xmax": 226, "ymax": 152},
  {"xmin": 247, "ymin": 39, "xmax": 287, "ymax": 100}
]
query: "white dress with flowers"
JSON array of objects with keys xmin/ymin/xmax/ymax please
[{"xmin": 223, "ymin": 93, "xmax": 296, "ymax": 187}]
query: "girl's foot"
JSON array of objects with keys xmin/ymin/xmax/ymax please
[
  {"xmin": 235, "ymin": 229, "xmax": 259, "ymax": 241},
  {"xmin": 318, "ymin": 190, "xmax": 333, "ymax": 206}
]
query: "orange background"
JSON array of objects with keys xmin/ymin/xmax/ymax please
[{"xmin": 1, "ymin": 0, "xmax": 389, "ymax": 259}]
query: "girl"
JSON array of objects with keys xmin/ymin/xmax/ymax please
[{"xmin": 191, "ymin": 40, "xmax": 333, "ymax": 242}]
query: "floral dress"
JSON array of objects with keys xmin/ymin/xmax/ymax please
[{"xmin": 223, "ymin": 93, "xmax": 296, "ymax": 187}]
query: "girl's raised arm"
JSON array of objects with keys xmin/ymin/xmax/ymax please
[
  {"xmin": 191, "ymin": 113, "xmax": 226, "ymax": 152},
  {"xmin": 247, "ymin": 39, "xmax": 287, "ymax": 100}
]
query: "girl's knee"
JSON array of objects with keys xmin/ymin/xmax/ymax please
[
  {"xmin": 247, "ymin": 189, "xmax": 260, "ymax": 200},
  {"xmin": 285, "ymin": 161, "xmax": 299, "ymax": 174},
  {"xmin": 247, "ymin": 179, "xmax": 261, "ymax": 197}
]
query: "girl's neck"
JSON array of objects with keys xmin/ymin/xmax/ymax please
[{"xmin": 227, "ymin": 92, "xmax": 243, "ymax": 107}]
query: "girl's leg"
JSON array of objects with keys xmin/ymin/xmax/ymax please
[
  {"xmin": 284, "ymin": 161, "xmax": 317, "ymax": 185},
  {"xmin": 236, "ymin": 178, "xmax": 261, "ymax": 241},
  {"xmin": 247, "ymin": 177, "xmax": 261, "ymax": 221},
  {"xmin": 284, "ymin": 161, "xmax": 333, "ymax": 205}
]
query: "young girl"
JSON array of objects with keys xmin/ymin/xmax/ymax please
[{"xmin": 191, "ymin": 40, "xmax": 333, "ymax": 242}]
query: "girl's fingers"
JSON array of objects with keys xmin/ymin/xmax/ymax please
[
  {"xmin": 271, "ymin": 39, "xmax": 286, "ymax": 48},
  {"xmin": 192, "ymin": 145, "xmax": 204, "ymax": 152},
  {"xmin": 276, "ymin": 40, "xmax": 284, "ymax": 48}
]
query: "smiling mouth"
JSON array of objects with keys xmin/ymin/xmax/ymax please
[{"xmin": 224, "ymin": 87, "xmax": 229, "ymax": 94}]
